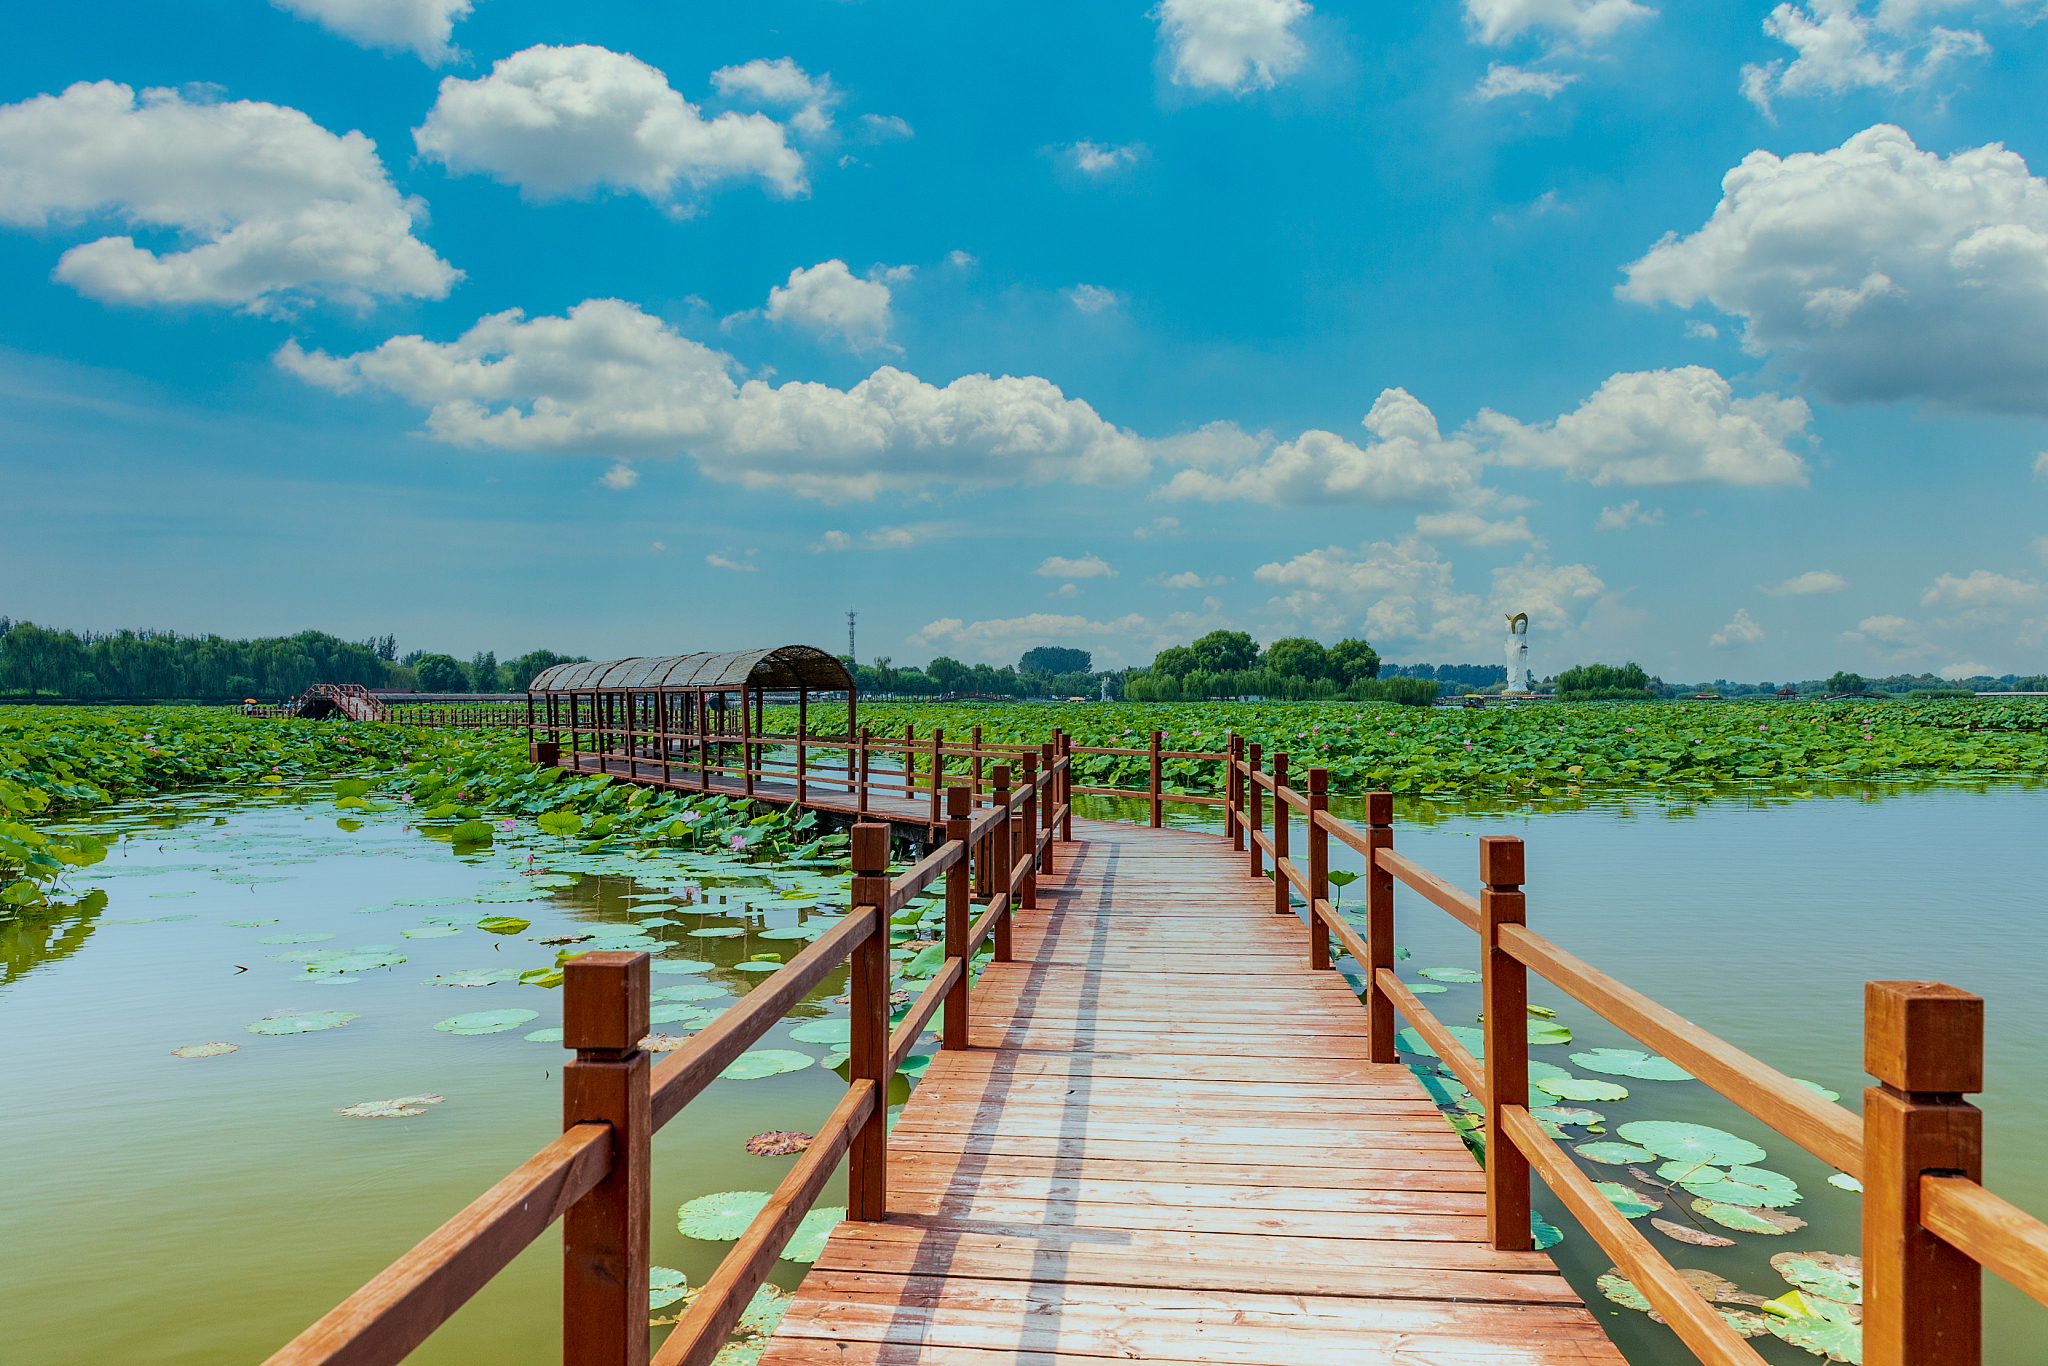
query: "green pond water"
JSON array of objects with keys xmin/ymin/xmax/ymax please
[{"xmin": 3, "ymin": 780, "xmax": 2044, "ymax": 1364}]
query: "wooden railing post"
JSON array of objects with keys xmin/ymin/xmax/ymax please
[
  {"xmin": 903, "ymin": 723, "xmax": 916, "ymax": 800},
  {"xmin": 1226, "ymin": 733, "xmax": 1242, "ymax": 852},
  {"xmin": 848, "ymin": 824, "xmax": 891, "ymax": 1222},
  {"xmin": 1480, "ymin": 836, "xmax": 1531, "ymax": 1252},
  {"xmin": 991, "ymin": 765, "xmax": 1013, "ymax": 962},
  {"xmin": 1059, "ymin": 733, "xmax": 1074, "ymax": 842},
  {"xmin": 1039, "ymin": 742, "xmax": 1057, "ymax": 875},
  {"xmin": 562, "ymin": 950, "xmax": 652, "ymax": 1366},
  {"xmin": 1246, "ymin": 743, "xmax": 1263, "ymax": 878},
  {"xmin": 1148, "ymin": 730, "xmax": 1163, "ymax": 827},
  {"xmin": 928, "ymin": 727, "xmax": 944, "ymax": 827},
  {"xmin": 1864, "ymin": 981, "xmax": 1984, "ymax": 1366},
  {"xmin": 943, "ymin": 786, "xmax": 971, "ymax": 1052},
  {"xmin": 971, "ymin": 725, "xmax": 983, "ymax": 805},
  {"xmin": 1364, "ymin": 792, "xmax": 1395, "ymax": 1063},
  {"xmin": 857, "ymin": 726, "xmax": 871, "ymax": 814},
  {"xmin": 1271, "ymin": 752, "xmax": 1290, "ymax": 916},
  {"xmin": 1019, "ymin": 751, "xmax": 1039, "ymax": 911},
  {"xmin": 1307, "ymin": 767, "xmax": 1330, "ymax": 971}
]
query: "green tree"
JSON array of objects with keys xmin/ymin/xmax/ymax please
[
  {"xmin": 504, "ymin": 649, "xmax": 585, "ymax": 691},
  {"xmin": 1149, "ymin": 645, "xmax": 1197, "ymax": 678},
  {"xmin": 470, "ymin": 650, "xmax": 501, "ymax": 692},
  {"xmin": 925, "ymin": 656, "xmax": 967, "ymax": 689},
  {"xmin": 414, "ymin": 654, "xmax": 468, "ymax": 692},
  {"xmin": 1187, "ymin": 629, "xmax": 1259, "ymax": 673},
  {"xmin": 1825, "ymin": 671, "xmax": 1868, "ymax": 694},
  {"xmin": 1554, "ymin": 661, "xmax": 1653, "ymax": 699},
  {"xmin": 1265, "ymin": 636, "xmax": 1330, "ymax": 680},
  {"xmin": 1018, "ymin": 646, "xmax": 1091, "ymax": 675},
  {"xmin": 1327, "ymin": 638, "xmax": 1380, "ymax": 684}
]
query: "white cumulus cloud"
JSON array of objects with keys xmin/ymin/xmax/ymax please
[
  {"xmin": 1920, "ymin": 569, "xmax": 2045, "ymax": 611},
  {"xmin": 1764, "ymin": 569, "xmax": 1849, "ymax": 595},
  {"xmin": 0, "ymin": 81, "xmax": 457, "ymax": 312},
  {"xmin": 1154, "ymin": 0, "xmax": 1311, "ymax": 93},
  {"xmin": 911, "ymin": 605, "xmax": 1230, "ymax": 667},
  {"xmin": 1065, "ymin": 141, "xmax": 1143, "ymax": 177},
  {"xmin": 1474, "ymin": 366, "xmax": 1812, "ymax": 487},
  {"xmin": 764, "ymin": 259, "xmax": 902, "ymax": 352},
  {"xmin": 1595, "ymin": 500, "xmax": 1665, "ymax": 530},
  {"xmin": 1463, "ymin": 0, "xmax": 1655, "ymax": 46},
  {"xmin": 1412, "ymin": 510, "xmax": 1540, "ymax": 545},
  {"xmin": 1036, "ymin": 554, "xmax": 1118, "ymax": 579},
  {"xmin": 710, "ymin": 57, "xmax": 837, "ymax": 138},
  {"xmin": 1255, "ymin": 537, "xmax": 1605, "ymax": 643},
  {"xmin": 1620, "ymin": 125, "xmax": 2048, "ymax": 415},
  {"xmin": 1739, "ymin": 1, "xmax": 1989, "ymax": 119},
  {"xmin": 413, "ymin": 45, "xmax": 806, "ymax": 210},
  {"xmin": 275, "ymin": 297, "xmax": 1151, "ymax": 502},
  {"xmin": 1710, "ymin": 607, "xmax": 1766, "ymax": 648},
  {"xmin": 1474, "ymin": 63, "xmax": 1577, "ymax": 99},
  {"xmin": 1067, "ymin": 284, "xmax": 1123, "ymax": 314},
  {"xmin": 272, "ymin": 0, "xmax": 472, "ymax": 64}
]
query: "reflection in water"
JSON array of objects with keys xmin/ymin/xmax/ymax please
[{"xmin": 0, "ymin": 890, "xmax": 104, "ymax": 987}]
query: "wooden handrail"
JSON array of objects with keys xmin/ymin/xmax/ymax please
[
  {"xmin": 1501, "ymin": 1106, "xmax": 1767, "ymax": 1366},
  {"xmin": 888, "ymin": 839, "xmax": 963, "ymax": 912},
  {"xmin": 1375, "ymin": 966, "xmax": 1485, "ymax": 1100},
  {"xmin": 649, "ymin": 1080, "xmax": 878, "ymax": 1366},
  {"xmin": 1922, "ymin": 1176, "xmax": 2048, "ymax": 1309},
  {"xmin": 260, "ymin": 1124, "xmax": 613, "ymax": 1366},
  {"xmin": 890, "ymin": 958, "xmax": 963, "ymax": 1071},
  {"xmin": 1375, "ymin": 848, "xmax": 1481, "ymax": 932},
  {"xmin": 966, "ymin": 893, "xmax": 1009, "ymax": 957}
]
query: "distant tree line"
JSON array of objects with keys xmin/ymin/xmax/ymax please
[{"xmin": 0, "ymin": 619, "xmax": 584, "ymax": 700}]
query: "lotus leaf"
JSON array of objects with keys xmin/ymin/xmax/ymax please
[
  {"xmin": 719, "ymin": 1049, "xmax": 815, "ymax": 1080},
  {"xmin": 1651, "ymin": 1217, "xmax": 1736, "ymax": 1247},
  {"xmin": 434, "ymin": 1008, "xmax": 539, "ymax": 1035},
  {"xmin": 403, "ymin": 926, "xmax": 460, "ymax": 939},
  {"xmin": 1763, "ymin": 1292, "xmax": 1862, "ymax": 1361},
  {"xmin": 579, "ymin": 935, "xmax": 663, "ymax": 951},
  {"xmin": 1828, "ymin": 1173, "xmax": 1864, "ymax": 1193},
  {"xmin": 1569, "ymin": 1047, "xmax": 1693, "ymax": 1080},
  {"xmin": 689, "ymin": 928, "xmax": 746, "ymax": 938},
  {"xmin": 789, "ymin": 1019, "xmax": 852, "ymax": 1045},
  {"xmin": 1680, "ymin": 1166, "xmax": 1802, "ymax": 1209},
  {"xmin": 1575, "ymin": 1142, "xmax": 1656, "ymax": 1165},
  {"xmin": 735, "ymin": 1283, "xmax": 790, "ymax": 1336},
  {"xmin": 1407, "ymin": 1067, "xmax": 1467, "ymax": 1107},
  {"xmin": 756, "ymin": 926, "xmax": 818, "ymax": 940},
  {"xmin": 525, "ymin": 1027, "xmax": 566, "ymax": 1042},
  {"xmin": 421, "ymin": 912, "xmax": 491, "ymax": 925},
  {"xmin": 396, "ymin": 896, "xmax": 467, "ymax": 907},
  {"xmin": 1526, "ymin": 1060, "xmax": 1573, "ymax": 1081},
  {"xmin": 336, "ymin": 1094, "xmax": 445, "ymax": 1118},
  {"xmin": 310, "ymin": 951, "xmax": 407, "ymax": 973},
  {"xmin": 652, "ymin": 959, "xmax": 717, "ymax": 974},
  {"xmin": 258, "ymin": 932, "xmax": 336, "ymax": 944},
  {"xmin": 898, "ymin": 1053, "xmax": 933, "ymax": 1079},
  {"xmin": 223, "ymin": 919, "xmax": 278, "ymax": 927},
  {"xmin": 1692, "ymin": 1199, "xmax": 1807, "ymax": 1234},
  {"xmin": 537, "ymin": 812, "xmax": 584, "ymax": 838},
  {"xmin": 731, "ymin": 962, "xmax": 781, "ymax": 973},
  {"xmin": 247, "ymin": 1010, "xmax": 358, "ymax": 1035},
  {"xmin": 1527, "ymin": 1021, "xmax": 1572, "ymax": 1046},
  {"xmin": 1794, "ymin": 1078, "xmax": 1842, "ymax": 1102},
  {"xmin": 1534, "ymin": 1076, "xmax": 1630, "ymax": 1102},
  {"xmin": 678, "ymin": 1190, "xmax": 770, "ymax": 1240},
  {"xmin": 712, "ymin": 1341, "xmax": 766, "ymax": 1366},
  {"xmin": 448, "ymin": 820, "xmax": 495, "ymax": 842},
  {"xmin": 1771, "ymin": 1251, "xmax": 1862, "ymax": 1305},
  {"xmin": 425, "ymin": 971, "xmax": 508, "ymax": 987},
  {"xmin": 779, "ymin": 1206, "xmax": 843, "ymax": 1263},
  {"xmin": 171, "ymin": 1042, "xmax": 238, "ymax": 1058},
  {"xmin": 476, "ymin": 916, "xmax": 531, "ymax": 935},
  {"xmin": 1597, "ymin": 1270, "xmax": 1652, "ymax": 1312},
  {"xmin": 1617, "ymin": 1120, "xmax": 1767, "ymax": 1167},
  {"xmin": 519, "ymin": 968, "xmax": 564, "ymax": 988},
  {"xmin": 649, "ymin": 1004, "xmax": 713, "ymax": 1025},
  {"xmin": 1534, "ymin": 1105, "xmax": 1604, "ymax": 1126},
  {"xmin": 820, "ymin": 1052, "xmax": 850, "ymax": 1070},
  {"xmin": 585, "ymin": 924, "xmax": 648, "ymax": 938},
  {"xmin": 1595, "ymin": 1182, "xmax": 1661, "ymax": 1218},
  {"xmin": 648, "ymin": 1267, "xmax": 689, "ymax": 1310},
  {"xmin": 1417, "ymin": 967, "xmax": 1480, "ymax": 983},
  {"xmin": 1405, "ymin": 981, "xmax": 1448, "ymax": 994},
  {"xmin": 652, "ymin": 985, "xmax": 726, "ymax": 1004},
  {"xmin": 1530, "ymin": 1214, "xmax": 1562, "ymax": 1249}
]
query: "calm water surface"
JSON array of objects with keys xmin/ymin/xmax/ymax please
[{"xmin": 3, "ymin": 782, "xmax": 2044, "ymax": 1365}]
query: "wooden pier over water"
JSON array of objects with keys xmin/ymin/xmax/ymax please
[{"xmin": 260, "ymin": 671, "xmax": 2048, "ymax": 1366}]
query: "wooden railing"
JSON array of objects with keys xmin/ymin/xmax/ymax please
[
  {"xmin": 1221, "ymin": 740, "xmax": 2048, "ymax": 1366},
  {"xmin": 261, "ymin": 761, "xmax": 1067, "ymax": 1366}
]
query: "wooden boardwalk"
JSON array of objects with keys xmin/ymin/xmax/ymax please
[{"xmin": 760, "ymin": 817, "xmax": 1626, "ymax": 1366}]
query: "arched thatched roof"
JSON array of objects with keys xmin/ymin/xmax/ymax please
[{"xmin": 527, "ymin": 646, "xmax": 854, "ymax": 693}]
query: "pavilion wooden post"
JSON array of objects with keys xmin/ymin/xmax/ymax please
[
  {"xmin": 1147, "ymin": 730, "xmax": 1163, "ymax": 827},
  {"xmin": 1307, "ymin": 767, "xmax": 1330, "ymax": 971},
  {"xmin": 1246, "ymin": 743, "xmax": 1263, "ymax": 879},
  {"xmin": 1226, "ymin": 734, "xmax": 1242, "ymax": 851},
  {"xmin": 1271, "ymin": 752, "xmax": 1290, "ymax": 916},
  {"xmin": 1863, "ymin": 981, "xmax": 1984, "ymax": 1366},
  {"xmin": 903, "ymin": 723, "xmax": 916, "ymax": 801},
  {"xmin": 928, "ymin": 728, "xmax": 944, "ymax": 827},
  {"xmin": 971, "ymin": 725, "xmax": 984, "ymax": 806},
  {"xmin": 1038, "ymin": 742, "xmax": 1057, "ymax": 875},
  {"xmin": 1364, "ymin": 792, "xmax": 1396, "ymax": 1063},
  {"xmin": 848, "ymin": 824, "xmax": 891, "ymax": 1223},
  {"xmin": 1479, "ymin": 836, "xmax": 1531, "ymax": 1252},
  {"xmin": 743, "ymin": 690, "xmax": 756, "ymax": 797},
  {"xmin": 561, "ymin": 950, "xmax": 651, "ymax": 1366},
  {"xmin": 857, "ymin": 727, "xmax": 872, "ymax": 814},
  {"xmin": 657, "ymin": 689, "xmax": 670, "ymax": 785},
  {"xmin": 845, "ymin": 691, "xmax": 858, "ymax": 795},
  {"xmin": 1019, "ymin": 752, "xmax": 1039, "ymax": 912},
  {"xmin": 943, "ymin": 786, "xmax": 971, "ymax": 1052},
  {"xmin": 991, "ymin": 765, "xmax": 1013, "ymax": 962},
  {"xmin": 1059, "ymin": 733, "xmax": 1073, "ymax": 842},
  {"xmin": 795, "ymin": 690, "xmax": 808, "ymax": 807}
]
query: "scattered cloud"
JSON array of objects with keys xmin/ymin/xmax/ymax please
[
  {"xmin": 1067, "ymin": 284, "xmax": 1124, "ymax": 313},
  {"xmin": 414, "ymin": 45, "xmax": 806, "ymax": 211},
  {"xmin": 1474, "ymin": 63, "xmax": 1577, "ymax": 99},
  {"xmin": 1763, "ymin": 569, "xmax": 1848, "ymax": 595},
  {"xmin": 1844, "ymin": 612, "xmax": 1937, "ymax": 661},
  {"xmin": 1685, "ymin": 320, "xmax": 1719, "ymax": 340},
  {"xmin": 858, "ymin": 113, "xmax": 914, "ymax": 142},
  {"xmin": 911, "ymin": 603, "xmax": 1231, "ymax": 667},
  {"xmin": 1063, "ymin": 141, "xmax": 1143, "ymax": 177},
  {"xmin": 807, "ymin": 521, "xmax": 961, "ymax": 553},
  {"xmin": 1476, "ymin": 366, "xmax": 1812, "ymax": 487},
  {"xmin": 1620, "ymin": 124, "xmax": 2048, "ymax": 416},
  {"xmin": 1710, "ymin": 607, "xmax": 1766, "ymax": 648},
  {"xmin": 1463, "ymin": 0, "xmax": 1655, "ymax": 46},
  {"xmin": 763, "ymin": 259, "xmax": 904, "ymax": 352},
  {"xmin": 710, "ymin": 57, "xmax": 839, "ymax": 139},
  {"xmin": 1939, "ymin": 660, "xmax": 1988, "ymax": 680},
  {"xmin": 1254, "ymin": 536, "xmax": 1604, "ymax": 644},
  {"xmin": 705, "ymin": 552, "xmax": 757, "ymax": 572},
  {"xmin": 1134, "ymin": 516, "xmax": 1182, "ymax": 539},
  {"xmin": 649, "ymin": 539, "xmax": 666, "ymax": 553},
  {"xmin": 277, "ymin": 298, "xmax": 1150, "ymax": 502},
  {"xmin": 1151, "ymin": 570, "xmax": 1227, "ymax": 589},
  {"xmin": 1050, "ymin": 583, "xmax": 1082, "ymax": 599},
  {"xmin": 946, "ymin": 249, "xmax": 976, "ymax": 268},
  {"xmin": 1920, "ymin": 569, "xmax": 2045, "ymax": 613},
  {"xmin": 1154, "ymin": 0, "xmax": 1311, "ymax": 94},
  {"xmin": 1035, "ymin": 553, "xmax": 1118, "ymax": 579},
  {"xmin": 1595, "ymin": 500, "xmax": 1665, "ymax": 530},
  {"xmin": 1412, "ymin": 510, "xmax": 1541, "ymax": 545},
  {"xmin": 1739, "ymin": 1, "xmax": 1989, "ymax": 121},
  {"xmin": 599, "ymin": 462, "xmax": 638, "ymax": 490},
  {"xmin": 0, "ymin": 81, "xmax": 458, "ymax": 312},
  {"xmin": 2034, "ymin": 452, "xmax": 2048, "ymax": 480},
  {"xmin": 272, "ymin": 0, "xmax": 471, "ymax": 63}
]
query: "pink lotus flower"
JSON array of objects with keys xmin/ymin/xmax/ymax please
[
  {"xmin": 498, "ymin": 819, "xmax": 516, "ymax": 831},
  {"xmin": 729, "ymin": 834, "xmax": 746, "ymax": 851}
]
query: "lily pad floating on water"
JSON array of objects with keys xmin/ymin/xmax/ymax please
[
  {"xmin": 1535, "ymin": 1105, "xmax": 1605, "ymax": 1126},
  {"xmin": 1692, "ymin": 1199, "xmax": 1807, "ymax": 1235},
  {"xmin": 434, "ymin": 1009, "xmax": 540, "ymax": 1035},
  {"xmin": 1793, "ymin": 1078, "xmax": 1842, "ymax": 1102},
  {"xmin": 403, "ymin": 926, "xmax": 461, "ymax": 939},
  {"xmin": 788, "ymin": 1019, "xmax": 852, "ymax": 1045},
  {"xmin": 1575, "ymin": 1142, "xmax": 1657, "ymax": 1165},
  {"xmin": 652, "ymin": 959, "xmax": 717, "ymax": 974},
  {"xmin": 309, "ymin": 952, "xmax": 409, "ymax": 974},
  {"xmin": 653, "ymin": 984, "xmax": 726, "ymax": 1002},
  {"xmin": 396, "ymin": 896, "xmax": 468, "ymax": 907},
  {"xmin": 171, "ymin": 1042, "xmax": 238, "ymax": 1058},
  {"xmin": 1617, "ymin": 1120, "xmax": 1767, "ymax": 1167},
  {"xmin": 731, "ymin": 961, "xmax": 781, "ymax": 973},
  {"xmin": 1526, "ymin": 1022, "xmax": 1573, "ymax": 1046},
  {"xmin": 336, "ymin": 1094, "xmax": 445, "ymax": 1118},
  {"xmin": 525, "ymin": 1027, "xmax": 565, "ymax": 1042},
  {"xmin": 1531, "ymin": 1214, "xmax": 1563, "ymax": 1249},
  {"xmin": 1570, "ymin": 1048, "xmax": 1693, "ymax": 1081},
  {"xmin": 1664, "ymin": 1164, "xmax": 1803, "ymax": 1209},
  {"xmin": 1533, "ymin": 1075, "xmax": 1630, "ymax": 1102},
  {"xmin": 1771, "ymin": 1251, "xmax": 1862, "ymax": 1305},
  {"xmin": 476, "ymin": 916, "xmax": 531, "ymax": 935},
  {"xmin": 689, "ymin": 928, "xmax": 747, "ymax": 938},
  {"xmin": 678, "ymin": 1191, "xmax": 770, "ymax": 1240},
  {"xmin": 248, "ymin": 1010, "xmax": 358, "ymax": 1035},
  {"xmin": 223, "ymin": 919, "xmax": 279, "ymax": 927},
  {"xmin": 649, "ymin": 1267, "xmax": 689, "ymax": 1311},
  {"xmin": 1403, "ymin": 981, "xmax": 1449, "ymax": 994},
  {"xmin": 258, "ymin": 932, "xmax": 336, "ymax": 945},
  {"xmin": 425, "ymin": 971, "xmax": 509, "ymax": 987},
  {"xmin": 1827, "ymin": 1173, "xmax": 1864, "ymax": 1194},
  {"xmin": 1595, "ymin": 1182, "xmax": 1662, "ymax": 1218},
  {"xmin": 1651, "ymin": 1217, "xmax": 1737, "ymax": 1247},
  {"xmin": 149, "ymin": 891, "xmax": 199, "ymax": 899},
  {"xmin": 719, "ymin": 1050, "xmax": 814, "ymax": 1080},
  {"xmin": 1763, "ymin": 1291, "xmax": 1862, "ymax": 1360},
  {"xmin": 756, "ymin": 926, "xmax": 820, "ymax": 940},
  {"xmin": 650, "ymin": 1004, "xmax": 714, "ymax": 1025},
  {"xmin": 1417, "ymin": 967, "xmax": 1481, "ymax": 983},
  {"xmin": 780, "ymin": 1206, "xmax": 843, "ymax": 1263}
]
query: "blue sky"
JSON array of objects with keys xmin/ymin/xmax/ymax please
[{"xmin": 4, "ymin": 0, "xmax": 2048, "ymax": 681}]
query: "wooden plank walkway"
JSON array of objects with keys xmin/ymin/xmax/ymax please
[
  {"xmin": 560, "ymin": 752, "xmax": 945, "ymax": 832},
  {"xmin": 759, "ymin": 817, "xmax": 1627, "ymax": 1366}
]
